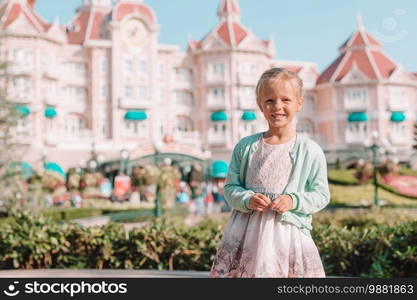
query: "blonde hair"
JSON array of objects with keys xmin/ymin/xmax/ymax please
[{"xmin": 255, "ymin": 68, "xmax": 303, "ymax": 104}]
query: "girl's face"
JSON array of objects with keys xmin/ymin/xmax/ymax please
[{"xmin": 258, "ymin": 79, "xmax": 304, "ymax": 132}]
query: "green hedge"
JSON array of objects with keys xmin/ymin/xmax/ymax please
[
  {"xmin": 328, "ymin": 169, "xmax": 361, "ymax": 186},
  {"xmin": 378, "ymin": 182, "xmax": 417, "ymax": 201},
  {"xmin": 399, "ymin": 168, "xmax": 417, "ymax": 177},
  {"xmin": 0, "ymin": 211, "xmax": 416, "ymax": 277}
]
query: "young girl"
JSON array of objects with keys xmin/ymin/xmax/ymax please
[{"xmin": 210, "ymin": 68, "xmax": 330, "ymax": 278}]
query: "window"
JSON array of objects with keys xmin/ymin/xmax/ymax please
[
  {"xmin": 64, "ymin": 87, "xmax": 85, "ymax": 100},
  {"xmin": 212, "ymin": 123, "xmax": 227, "ymax": 133},
  {"xmin": 239, "ymin": 62, "xmax": 256, "ymax": 75},
  {"xmin": 388, "ymin": 87, "xmax": 408, "ymax": 110},
  {"xmin": 159, "ymin": 88, "xmax": 165, "ymax": 99},
  {"xmin": 344, "ymin": 88, "xmax": 368, "ymax": 109},
  {"xmin": 101, "ymin": 84, "xmax": 108, "ymax": 98},
  {"xmin": 125, "ymin": 85, "xmax": 133, "ymax": 97},
  {"xmin": 125, "ymin": 59, "xmax": 134, "ymax": 73},
  {"xmin": 101, "ymin": 59, "xmax": 108, "ymax": 73},
  {"xmin": 16, "ymin": 118, "xmax": 31, "ymax": 136},
  {"xmin": 139, "ymin": 85, "xmax": 147, "ymax": 98},
  {"xmin": 8, "ymin": 49, "xmax": 33, "ymax": 66},
  {"xmin": 211, "ymin": 88, "xmax": 225, "ymax": 99},
  {"xmin": 12, "ymin": 76, "xmax": 31, "ymax": 95},
  {"xmin": 346, "ymin": 121, "xmax": 368, "ymax": 143},
  {"xmin": 176, "ymin": 68, "xmax": 192, "ymax": 80},
  {"xmin": 139, "ymin": 60, "xmax": 147, "ymax": 73},
  {"xmin": 176, "ymin": 92, "xmax": 193, "ymax": 107},
  {"xmin": 159, "ymin": 64, "xmax": 164, "ymax": 75},
  {"xmin": 64, "ymin": 62, "xmax": 86, "ymax": 76},
  {"xmin": 125, "ymin": 120, "xmax": 147, "ymax": 136},
  {"xmin": 64, "ymin": 115, "xmax": 85, "ymax": 137},
  {"xmin": 208, "ymin": 63, "xmax": 225, "ymax": 80},
  {"xmin": 176, "ymin": 116, "xmax": 193, "ymax": 132},
  {"xmin": 240, "ymin": 87, "xmax": 254, "ymax": 98},
  {"xmin": 42, "ymin": 80, "xmax": 57, "ymax": 96}
]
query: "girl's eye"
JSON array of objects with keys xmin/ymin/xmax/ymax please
[
  {"xmin": 266, "ymin": 99, "xmax": 273, "ymax": 103},
  {"xmin": 283, "ymin": 99, "xmax": 291, "ymax": 102}
]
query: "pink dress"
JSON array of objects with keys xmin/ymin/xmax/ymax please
[{"xmin": 210, "ymin": 134, "xmax": 325, "ymax": 277}]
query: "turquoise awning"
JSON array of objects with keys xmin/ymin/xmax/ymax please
[
  {"xmin": 44, "ymin": 162, "xmax": 65, "ymax": 178},
  {"xmin": 242, "ymin": 110, "xmax": 256, "ymax": 121},
  {"xmin": 211, "ymin": 111, "xmax": 228, "ymax": 122},
  {"xmin": 15, "ymin": 105, "xmax": 30, "ymax": 117},
  {"xmin": 124, "ymin": 110, "xmax": 147, "ymax": 121},
  {"xmin": 8, "ymin": 162, "xmax": 33, "ymax": 180},
  {"xmin": 211, "ymin": 160, "xmax": 229, "ymax": 178},
  {"xmin": 44, "ymin": 107, "xmax": 57, "ymax": 119},
  {"xmin": 390, "ymin": 111, "xmax": 406, "ymax": 122},
  {"xmin": 348, "ymin": 112, "xmax": 368, "ymax": 122}
]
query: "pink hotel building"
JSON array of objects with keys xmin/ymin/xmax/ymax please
[{"xmin": 1, "ymin": 0, "xmax": 416, "ymax": 172}]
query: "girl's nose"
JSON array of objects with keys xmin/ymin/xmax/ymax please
[{"xmin": 273, "ymin": 99, "xmax": 284, "ymax": 109}]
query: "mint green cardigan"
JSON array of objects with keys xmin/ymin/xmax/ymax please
[{"xmin": 224, "ymin": 132, "xmax": 330, "ymax": 236}]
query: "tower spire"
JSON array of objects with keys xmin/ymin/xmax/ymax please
[
  {"xmin": 357, "ymin": 11, "xmax": 365, "ymax": 31},
  {"xmin": 217, "ymin": 0, "xmax": 240, "ymax": 21}
]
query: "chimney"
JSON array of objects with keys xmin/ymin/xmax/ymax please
[{"xmin": 27, "ymin": 0, "xmax": 35, "ymax": 10}]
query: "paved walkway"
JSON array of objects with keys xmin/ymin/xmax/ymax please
[{"xmin": 0, "ymin": 269, "xmax": 209, "ymax": 278}]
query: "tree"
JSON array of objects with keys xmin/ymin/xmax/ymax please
[{"xmin": 0, "ymin": 62, "xmax": 29, "ymax": 213}]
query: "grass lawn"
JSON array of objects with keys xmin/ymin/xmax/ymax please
[{"xmin": 329, "ymin": 183, "xmax": 417, "ymax": 208}]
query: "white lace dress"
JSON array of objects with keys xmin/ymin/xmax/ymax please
[{"xmin": 210, "ymin": 134, "xmax": 325, "ymax": 277}]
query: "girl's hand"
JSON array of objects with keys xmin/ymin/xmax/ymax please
[
  {"xmin": 248, "ymin": 193, "xmax": 271, "ymax": 211},
  {"xmin": 270, "ymin": 195, "xmax": 293, "ymax": 214}
]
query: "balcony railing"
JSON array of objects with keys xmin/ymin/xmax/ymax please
[
  {"xmin": 387, "ymin": 98, "xmax": 409, "ymax": 111},
  {"xmin": 237, "ymin": 73, "xmax": 257, "ymax": 85},
  {"xmin": 46, "ymin": 129, "xmax": 94, "ymax": 145},
  {"xmin": 174, "ymin": 79, "xmax": 193, "ymax": 90},
  {"xmin": 239, "ymin": 98, "xmax": 256, "ymax": 110},
  {"xmin": 64, "ymin": 100, "xmax": 86, "ymax": 114},
  {"xmin": 61, "ymin": 73, "xmax": 87, "ymax": 86},
  {"xmin": 389, "ymin": 131, "xmax": 409, "ymax": 144},
  {"xmin": 206, "ymin": 74, "xmax": 225, "ymax": 84},
  {"xmin": 208, "ymin": 131, "xmax": 227, "ymax": 144},
  {"xmin": 345, "ymin": 130, "xmax": 369, "ymax": 145},
  {"xmin": 344, "ymin": 99, "xmax": 368, "ymax": 111},
  {"xmin": 43, "ymin": 67, "xmax": 61, "ymax": 79},
  {"xmin": 119, "ymin": 97, "xmax": 151, "ymax": 109},
  {"xmin": 6, "ymin": 64, "xmax": 34, "ymax": 74},
  {"xmin": 172, "ymin": 130, "xmax": 201, "ymax": 146},
  {"xmin": 207, "ymin": 98, "xmax": 226, "ymax": 110}
]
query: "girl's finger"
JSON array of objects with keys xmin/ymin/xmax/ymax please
[
  {"xmin": 254, "ymin": 195, "xmax": 268, "ymax": 208},
  {"xmin": 259, "ymin": 194, "xmax": 272, "ymax": 205}
]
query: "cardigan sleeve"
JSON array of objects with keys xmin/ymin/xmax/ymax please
[
  {"xmin": 223, "ymin": 142, "xmax": 254, "ymax": 213},
  {"xmin": 287, "ymin": 147, "xmax": 330, "ymax": 215}
]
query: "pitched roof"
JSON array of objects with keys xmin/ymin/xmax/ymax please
[
  {"xmin": 192, "ymin": 0, "xmax": 271, "ymax": 52},
  {"xmin": 89, "ymin": 11, "xmax": 106, "ymax": 40},
  {"xmin": 0, "ymin": 0, "xmax": 48, "ymax": 32},
  {"xmin": 67, "ymin": 10, "xmax": 91, "ymax": 44},
  {"xmin": 216, "ymin": 20, "xmax": 248, "ymax": 46},
  {"xmin": 318, "ymin": 26, "xmax": 397, "ymax": 84}
]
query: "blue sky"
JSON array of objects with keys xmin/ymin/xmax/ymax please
[{"xmin": 30, "ymin": 0, "xmax": 417, "ymax": 72}]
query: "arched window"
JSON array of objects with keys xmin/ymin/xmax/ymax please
[{"xmin": 176, "ymin": 115, "xmax": 193, "ymax": 132}]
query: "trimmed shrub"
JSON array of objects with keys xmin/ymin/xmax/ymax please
[{"xmin": 0, "ymin": 210, "xmax": 416, "ymax": 277}]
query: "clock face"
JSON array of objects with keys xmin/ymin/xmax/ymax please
[{"xmin": 122, "ymin": 19, "xmax": 147, "ymax": 45}]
